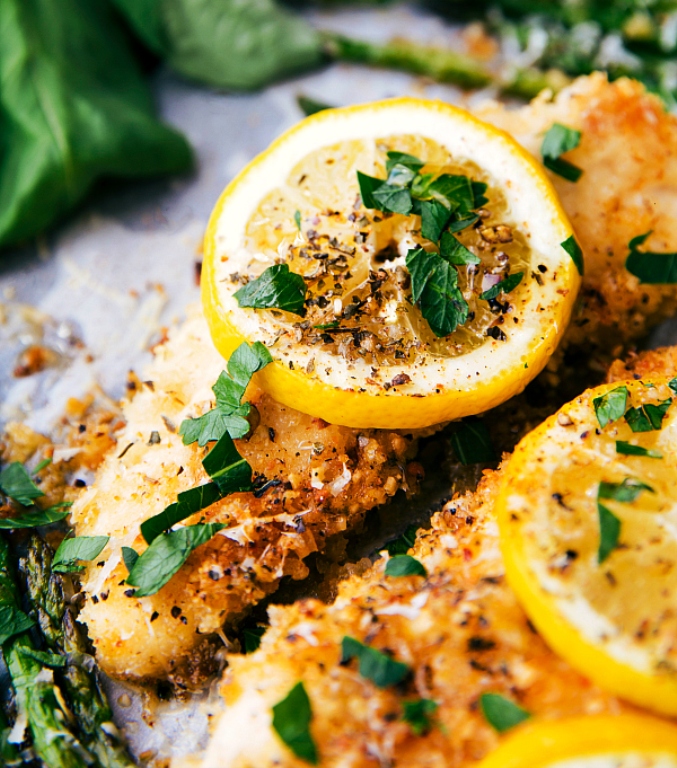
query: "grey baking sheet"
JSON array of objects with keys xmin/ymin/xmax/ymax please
[{"xmin": 1, "ymin": 4, "xmax": 676, "ymax": 765}]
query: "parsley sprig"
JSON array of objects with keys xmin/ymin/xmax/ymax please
[{"xmin": 541, "ymin": 123, "xmax": 583, "ymax": 182}]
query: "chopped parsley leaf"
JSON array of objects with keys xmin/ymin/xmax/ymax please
[
  {"xmin": 122, "ymin": 546, "xmax": 139, "ymax": 573},
  {"xmin": 384, "ymin": 524, "xmax": 419, "ymax": 556},
  {"xmin": 541, "ymin": 123, "xmax": 583, "ymax": 182},
  {"xmin": 202, "ymin": 432, "xmax": 253, "ymax": 494},
  {"xmin": 140, "ymin": 482, "xmax": 223, "ymax": 544},
  {"xmin": 0, "ymin": 462, "xmax": 45, "ymax": 506},
  {"xmin": 341, "ymin": 636, "xmax": 410, "ymax": 688},
  {"xmin": 242, "ymin": 625, "xmax": 266, "ymax": 653},
  {"xmin": 272, "ymin": 682, "xmax": 318, "ymax": 765},
  {"xmin": 385, "ymin": 151, "xmax": 425, "ymax": 174},
  {"xmin": 479, "ymin": 271, "xmax": 524, "ymax": 301},
  {"xmin": 402, "ymin": 698, "xmax": 438, "ymax": 735},
  {"xmin": 294, "ymin": 210, "xmax": 301, "ymax": 230},
  {"xmin": 592, "ymin": 385, "xmax": 628, "ymax": 429},
  {"xmin": 418, "ymin": 199, "xmax": 451, "ymax": 242},
  {"xmin": 561, "ymin": 234, "xmax": 584, "ymax": 275},
  {"xmin": 384, "ymin": 554, "xmax": 427, "ymax": 578},
  {"xmin": 450, "ymin": 419, "xmax": 496, "ymax": 465},
  {"xmin": 0, "ymin": 501, "xmax": 72, "ymax": 529},
  {"xmin": 440, "ymin": 231, "xmax": 480, "ymax": 265},
  {"xmin": 624, "ymin": 398, "xmax": 672, "ymax": 432},
  {"xmin": 597, "ymin": 502, "xmax": 621, "ymax": 564},
  {"xmin": 615, "ymin": 441, "xmax": 663, "ymax": 459},
  {"xmin": 598, "ymin": 477, "xmax": 654, "ymax": 503},
  {"xmin": 626, "ymin": 232, "xmax": 677, "ymax": 284},
  {"xmin": 53, "ymin": 535, "xmax": 109, "ymax": 573},
  {"xmin": 480, "ymin": 693, "xmax": 531, "ymax": 733},
  {"xmin": 234, "ymin": 264, "xmax": 307, "ymax": 315}
]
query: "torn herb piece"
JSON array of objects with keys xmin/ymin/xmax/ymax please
[
  {"xmin": 202, "ymin": 432, "xmax": 253, "ymax": 495},
  {"xmin": 480, "ymin": 271, "xmax": 524, "ymax": 301},
  {"xmin": 440, "ymin": 231, "xmax": 480, "ymax": 265},
  {"xmin": 53, "ymin": 536, "xmax": 109, "ymax": 573},
  {"xmin": 402, "ymin": 698, "xmax": 438, "ymax": 735},
  {"xmin": 561, "ymin": 234, "xmax": 584, "ymax": 275},
  {"xmin": 294, "ymin": 210, "xmax": 301, "ymax": 230},
  {"xmin": 447, "ymin": 212, "xmax": 479, "ymax": 234},
  {"xmin": 297, "ymin": 95, "xmax": 333, "ymax": 116},
  {"xmin": 480, "ymin": 693, "xmax": 531, "ymax": 733},
  {"xmin": 141, "ymin": 483, "xmax": 222, "ymax": 544},
  {"xmin": 625, "ymin": 399, "xmax": 672, "ymax": 432},
  {"xmin": 0, "ymin": 502, "xmax": 72, "ymax": 529},
  {"xmin": 406, "ymin": 248, "xmax": 468, "ymax": 337},
  {"xmin": 384, "ymin": 525, "xmax": 419, "ymax": 556},
  {"xmin": 626, "ymin": 232, "xmax": 677, "ymax": 284},
  {"xmin": 597, "ymin": 502, "xmax": 621, "ymax": 564},
  {"xmin": 450, "ymin": 419, "xmax": 496, "ymax": 465},
  {"xmin": 272, "ymin": 682, "xmax": 318, "ymax": 765},
  {"xmin": 471, "ymin": 180, "xmax": 489, "ymax": 209},
  {"xmin": 593, "ymin": 385, "xmax": 628, "ymax": 429},
  {"xmin": 385, "ymin": 151, "xmax": 424, "ymax": 174},
  {"xmin": 122, "ymin": 546, "xmax": 139, "ymax": 573},
  {"xmin": 357, "ymin": 171, "xmax": 382, "ymax": 209},
  {"xmin": 243, "ymin": 625, "xmax": 266, "ymax": 654},
  {"xmin": 127, "ymin": 523, "xmax": 226, "ymax": 597},
  {"xmin": 0, "ymin": 462, "xmax": 45, "ymax": 506},
  {"xmin": 616, "ymin": 441, "xmax": 663, "ymax": 459},
  {"xmin": 180, "ymin": 341, "xmax": 272, "ymax": 446},
  {"xmin": 386, "ymin": 163, "xmax": 417, "ymax": 188},
  {"xmin": 598, "ymin": 478, "xmax": 655, "ymax": 502},
  {"xmin": 372, "ymin": 183, "xmax": 413, "ymax": 215},
  {"xmin": 541, "ymin": 123, "xmax": 583, "ymax": 182},
  {"xmin": 669, "ymin": 378, "xmax": 677, "ymax": 394},
  {"xmin": 385, "ymin": 554, "xmax": 427, "ymax": 578},
  {"xmin": 341, "ymin": 636, "xmax": 410, "ymax": 688},
  {"xmin": 427, "ymin": 174, "xmax": 474, "ymax": 212},
  {"xmin": 0, "ymin": 604, "xmax": 35, "ymax": 645},
  {"xmin": 419, "ymin": 199, "xmax": 451, "ymax": 242},
  {"xmin": 235, "ymin": 264, "xmax": 307, "ymax": 315}
]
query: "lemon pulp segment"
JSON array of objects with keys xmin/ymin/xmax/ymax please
[
  {"xmin": 497, "ymin": 378, "xmax": 677, "ymax": 715},
  {"xmin": 477, "ymin": 715, "xmax": 677, "ymax": 768},
  {"xmin": 203, "ymin": 98, "xmax": 579, "ymax": 429}
]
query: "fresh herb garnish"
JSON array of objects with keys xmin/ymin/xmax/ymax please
[
  {"xmin": 593, "ymin": 385, "xmax": 628, "ymax": 428},
  {"xmin": 541, "ymin": 123, "xmax": 582, "ymax": 182},
  {"xmin": 624, "ymin": 399, "xmax": 672, "ymax": 432},
  {"xmin": 384, "ymin": 554, "xmax": 427, "ymax": 577},
  {"xmin": 669, "ymin": 378, "xmax": 677, "ymax": 394},
  {"xmin": 561, "ymin": 234, "xmax": 584, "ymax": 275},
  {"xmin": 0, "ymin": 604, "xmax": 35, "ymax": 645},
  {"xmin": 180, "ymin": 341, "xmax": 272, "ymax": 446},
  {"xmin": 479, "ymin": 693, "xmax": 531, "ymax": 733},
  {"xmin": 406, "ymin": 248, "xmax": 468, "ymax": 337},
  {"xmin": 402, "ymin": 698, "xmax": 438, "ymax": 735},
  {"xmin": 243, "ymin": 625, "xmax": 266, "ymax": 653},
  {"xmin": 122, "ymin": 546, "xmax": 139, "ymax": 573},
  {"xmin": 52, "ymin": 535, "xmax": 109, "ymax": 573},
  {"xmin": 341, "ymin": 636, "xmax": 410, "ymax": 688},
  {"xmin": 0, "ymin": 462, "xmax": 45, "ymax": 506},
  {"xmin": 234, "ymin": 263, "xmax": 307, "ymax": 315},
  {"xmin": 419, "ymin": 199, "xmax": 452, "ymax": 242},
  {"xmin": 126, "ymin": 523, "xmax": 226, "ymax": 597},
  {"xmin": 450, "ymin": 419, "xmax": 496, "ymax": 465},
  {"xmin": 272, "ymin": 682, "xmax": 318, "ymax": 765},
  {"xmin": 0, "ymin": 501, "xmax": 72, "ymax": 529},
  {"xmin": 140, "ymin": 482, "xmax": 223, "ymax": 544},
  {"xmin": 384, "ymin": 524, "xmax": 419, "ymax": 556},
  {"xmin": 597, "ymin": 502, "xmax": 621, "ymax": 564},
  {"xmin": 626, "ymin": 232, "xmax": 677, "ymax": 284},
  {"xmin": 294, "ymin": 209, "xmax": 302, "ymax": 230},
  {"xmin": 598, "ymin": 478, "xmax": 654, "ymax": 503},
  {"xmin": 439, "ymin": 231, "xmax": 480, "ymax": 265},
  {"xmin": 480, "ymin": 271, "xmax": 524, "ymax": 301},
  {"xmin": 615, "ymin": 441, "xmax": 663, "ymax": 459}
]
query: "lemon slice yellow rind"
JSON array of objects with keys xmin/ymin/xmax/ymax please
[{"xmin": 203, "ymin": 98, "xmax": 580, "ymax": 429}]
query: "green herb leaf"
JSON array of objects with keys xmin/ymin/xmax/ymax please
[
  {"xmin": 180, "ymin": 341, "xmax": 272, "ymax": 446},
  {"xmin": 294, "ymin": 210, "xmax": 302, "ymax": 230},
  {"xmin": 440, "ymin": 231, "xmax": 480, "ymax": 265},
  {"xmin": 625, "ymin": 399, "xmax": 672, "ymax": 432},
  {"xmin": 0, "ymin": 605, "xmax": 35, "ymax": 645},
  {"xmin": 386, "ymin": 163, "xmax": 417, "ymax": 188},
  {"xmin": 598, "ymin": 478, "xmax": 655, "ymax": 502},
  {"xmin": 357, "ymin": 171, "xmax": 383, "ymax": 209},
  {"xmin": 127, "ymin": 523, "xmax": 226, "ymax": 597},
  {"xmin": 0, "ymin": 463, "xmax": 44, "ymax": 506},
  {"xmin": 384, "ymin": 525, "xmax": 419, "ymax": 556},
  {"xmin": 141, "ymin": 482, "xmax": 222, "ymax": 544},
  {"xmin": 479, "ymin": 693, "xmax": 531, "ymax": 733},
  {"xmin": 427, "ymin": 174, "xmax": 474, "ymax": 212},
  {"xmin": 471, "ymin": 181, "xmax": 489, "ymax": 209},
  {"xmin": 541, "ymin": 123, "xmax": 582, "ymax": 182},
  {"xmin": 272, "ymin": 682, "xmax": 318, "ymax": 765},
  {"xmin": 447, "ymin": 212, "xmax": 479, "ymax": 234},
  {"xmin": 53, "ymin": 536, "xmax": 109, "ymax": 573},
  {"xmin": 406, "ymin": 248, "xmax": 469, "ymax": 337},
  {"xmin": 234, "ymin": 264, "xmax": 307, "ymax": 315},
  {"xmin": 410, "ymin": 172, "xmax": 434, "ymax": 199},
  {"xmin": 615, "ymin": 441, "xmax": 663, "ymax": 459},
  {"xmin": 341, "ymin": 636, "xmax": 409, "ymax": 688},
  {"xmin": 385, "ymin": 554, "xmax": 427, "ymax": 577},
  {"xmin": 402, "ymin": 698, "xmax": 438, "ymax": 735},
  {"xmin": 385, "ymin": 152, "xmax": 424, "ymax": 174},
  {"xmin": 297, "ymin": 95, "xmax": 333, "ymax": 116},
  {"xmin": 669, "ymin": 378, "xmax": 677, "ymax": 394},
  {"xmin": 202, "ymin": 432, "xmax": 253, "ymax": 494},
  {"xmin": 372, "ymin": 183, "xmax": 413, "ymax": 215},
  {"xmin": 0, "ymin": 501, "xmax": 72, "ymax": 529},
  {"xmin": 626, "ymin": 232, "xmax": 677, "ymax": 284},
  {"xmin": 122, "ymin": 546, "xmax": 139, "ymax": 573},
  {"xmin": 419, "ymin": 199, "xmax": 451, "ymax": 242},
  {"xmin": 597, "ymin": 502, "xmax": 621, "ymax": 563},
  {"xmin": 593, "ymin": 385, "xmax": 628, "ymax": 428},
  {"xmin": 243, "ymin": 625, "xmax": 266, "ymax": 654},
  {"xmin": 33, "ymin": 458, "xmax": 52, "ymax": 473},
  {"xmin": 450, "ymin": 419, "xmax": 496, "ymax": 465},
  {"xmin": 561, "ymin": 234, "xmax": 584, "ymax": 275},
  {"xmin": 480, "ymin": 272, "xmax": 524, "ymax": 301}
]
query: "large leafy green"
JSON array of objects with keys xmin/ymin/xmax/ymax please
[
  {"xmin": 0, "ymin": 0, "xmax": 192, "ymax": 250},
  {"xmin": 111, "ymin": 0, "xmax": 324, "ymax": 91}
]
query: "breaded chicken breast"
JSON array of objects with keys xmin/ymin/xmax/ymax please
[
  {"xmin": 72, "ymin": 306, "xmax": 422, "ymax": 682},
  {"xmin": 199, "ymin": 344, "xmax": 677, "ymax": 768},
  {"xmin": 477, "ymin": 73, "xmax": 677, "ymax": 355}
]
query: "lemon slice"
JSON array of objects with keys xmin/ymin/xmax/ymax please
[
  {"xmin": 203, "ymin": 98, "xmax": 580, "ymax": 429},
  {"xmin": 478, "ymin": 715, "xmax": 677, "ymax": 768},
  {"xmin": 497, "ymin": 377, "xmax": 677, "ymax": 715}
]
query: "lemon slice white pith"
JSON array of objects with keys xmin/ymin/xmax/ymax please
[{"xmin": 203, "ymin": 98, "xmax": 580, "ymax": 429}]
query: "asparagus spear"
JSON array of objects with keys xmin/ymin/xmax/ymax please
[
  {"xmin": 0, "ymin": 533, "xmax": 90, "ymax": 768},
  {"xmin": 22, "ymin": 535, "xmax": 134, "ymax": 768}
]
